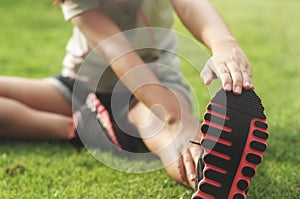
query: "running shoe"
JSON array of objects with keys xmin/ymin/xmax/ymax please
[
  {"xmin": 192, "ymin": 88, "xmax": 269, "ymax": 199},
  {"xmin": 68, "ymin": 93, "xmax": 121, "ymax": 150}
]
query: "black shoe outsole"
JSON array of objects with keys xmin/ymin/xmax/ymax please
[{"xmin": 192, "ymin": 89, "xmax": 269, "ymax": 199}]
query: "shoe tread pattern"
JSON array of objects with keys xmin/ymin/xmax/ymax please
[{"xmin": 192, "ymin": 89, "xmax": 268, "ymax": 199}]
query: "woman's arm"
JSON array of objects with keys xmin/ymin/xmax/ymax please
[
  {"xmin": 71, "ymin": 10, "xmax": 182, "ymax": 124},
  {"xmin": 171, "ymin": 0, "xmax": 253, "ymax": 94}
]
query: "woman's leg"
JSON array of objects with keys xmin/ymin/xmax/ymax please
[
  {"xmin": 0, "ymin": 76, "xmax": 73, "ymax": 140},
  {"xmin": 0, "ymin": 77, "xmax": 72, "ymax": 115},
  {"xmin": 128, "ymin": 89, "xmax": 201, "ymax": 188}
]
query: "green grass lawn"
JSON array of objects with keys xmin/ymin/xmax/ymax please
[{"xmin": 0, "ymin": 0, "xmax": 299, "ymax": 198}]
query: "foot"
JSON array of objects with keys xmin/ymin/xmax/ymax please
[
  {"xmin": 68, "ymin": 93, "xmax": 121, "ymax": 150},
  {"xmin": 192, "ymin": 89, "xmax": 269, "ymax": 199}
]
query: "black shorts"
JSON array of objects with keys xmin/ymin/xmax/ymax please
[{"xmin": 48, "ymin": 74, "xmax": 148, "ymax": 153}]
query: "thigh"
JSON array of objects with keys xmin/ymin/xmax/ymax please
[{"xmin": 0, "ymin": 76, "xmax": 72, "ymax": 116}]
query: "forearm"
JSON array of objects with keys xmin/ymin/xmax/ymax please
[
  {"xmin": 171, "ymin": 0, "xmax": 237, "ymax": 52},
  {"xmin": 109, "ymin": 51, "xmax": 183, "ymax": 123},
  {"xmin": 171, "ymin": 0, "xmax": 253, "ymax": 94}
]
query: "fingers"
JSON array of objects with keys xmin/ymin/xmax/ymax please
[
  {"xmin": 226, "ymin": 62, "xmax": 254, "ymax": 94},
  {"xmin": 215, "ymin": 63, "xmax": 233, "ymax": 92},
  {"xmin": 200, "ymin": 58, "xmax": 254, "ymax": 94},
  {"xmin": 200, "ymin": 59, "xmax": 216, "ymax": 85},
  {"xmin": 182, "ymin": 150, "xmax": 196, "ymax": 182},
  {"xmin": 189, "ymin": 144, "xmax": 201, "ymax": 166},
  {"xmin": 200, "ymin": 65, "xmax": 214, "ymax": 85},
  {"xmin": 241, "ymin": 64, "xmax": 254, "ymax": 89},
  {"xmin": 226, "ymin": 62, "xmax": 243, "ymax": 94}
]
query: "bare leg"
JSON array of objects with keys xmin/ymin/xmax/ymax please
[
  {"xmin": 0, "ymin": 77, "xmax": 72, "ymax": 115},
  {"xmin": 0, "ymin": 77, "xmax": 73, "ymax": 140},
  {"xmin": 128, "ymin": 89, "xmax": 202, "ymax": 188}
]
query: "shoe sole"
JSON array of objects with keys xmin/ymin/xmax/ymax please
[{"xmin": 192, "ymin": 89, "xmax": 269, "ymax": 199}]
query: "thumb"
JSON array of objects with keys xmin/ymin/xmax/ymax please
[{"xmin": 200, "ymin": 64, "xmax": 214, "ymax": 85}]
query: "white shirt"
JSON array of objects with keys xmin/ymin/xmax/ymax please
[{"xmin": 61, "ymin": 0, "xmax": 182, "ymax": 93}]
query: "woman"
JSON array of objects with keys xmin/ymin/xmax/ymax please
[{"xmin": 0, "ymin": 0, "xmax": 257, "ymax": 197}]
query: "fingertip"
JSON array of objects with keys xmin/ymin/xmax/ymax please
[
  {"xmin": 201, "ymin": 74, "xmax": 212, "ymax": 85},
  {"xmin": 224, "ymin": 83, "xmax": 232, "ymax": 91},
  {"xmin": 189, "ymin": 173, "xmax": 196, "ymax": 181},
  {"xmin": 233, "ymin": 85, "xmax": 242, "ymax": 94},
  {"xmin": 243, "ymin": 81, "xmax": 255, "ymax": 90},
  {"xmin": 204, "ymin": 77, "xmax": 212, "ymax": 85},
  {"xmin": 244, "ymin": 81, "xmax": 251, "ymax": 88}
]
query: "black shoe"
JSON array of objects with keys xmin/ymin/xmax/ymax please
[
  {"xmin": 68, "ymin": 93, "xmax": 121, "ymax": 150},
  {"xmin": 192, "ymin": 89, "xmax": 269, "ymax": 199}
]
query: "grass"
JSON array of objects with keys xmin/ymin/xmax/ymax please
[{"xmin": 0, "ymin": 0, "xmax": 300, "ymax": 198}]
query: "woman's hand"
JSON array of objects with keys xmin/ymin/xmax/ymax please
[
  {"xmin": 181, "ymin": 138, "xmax": 202, "ymax": 187},
  {"xmin": 161, "ymin": 111, "xmax": 202, "ymax": 188},
  {"xmin": 171, "ymin": 0, "xmax": 254, "ymax": 94},
  {"xmin": 200, "ymin": 38, "xmax": 254, "ymax": 94}
]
